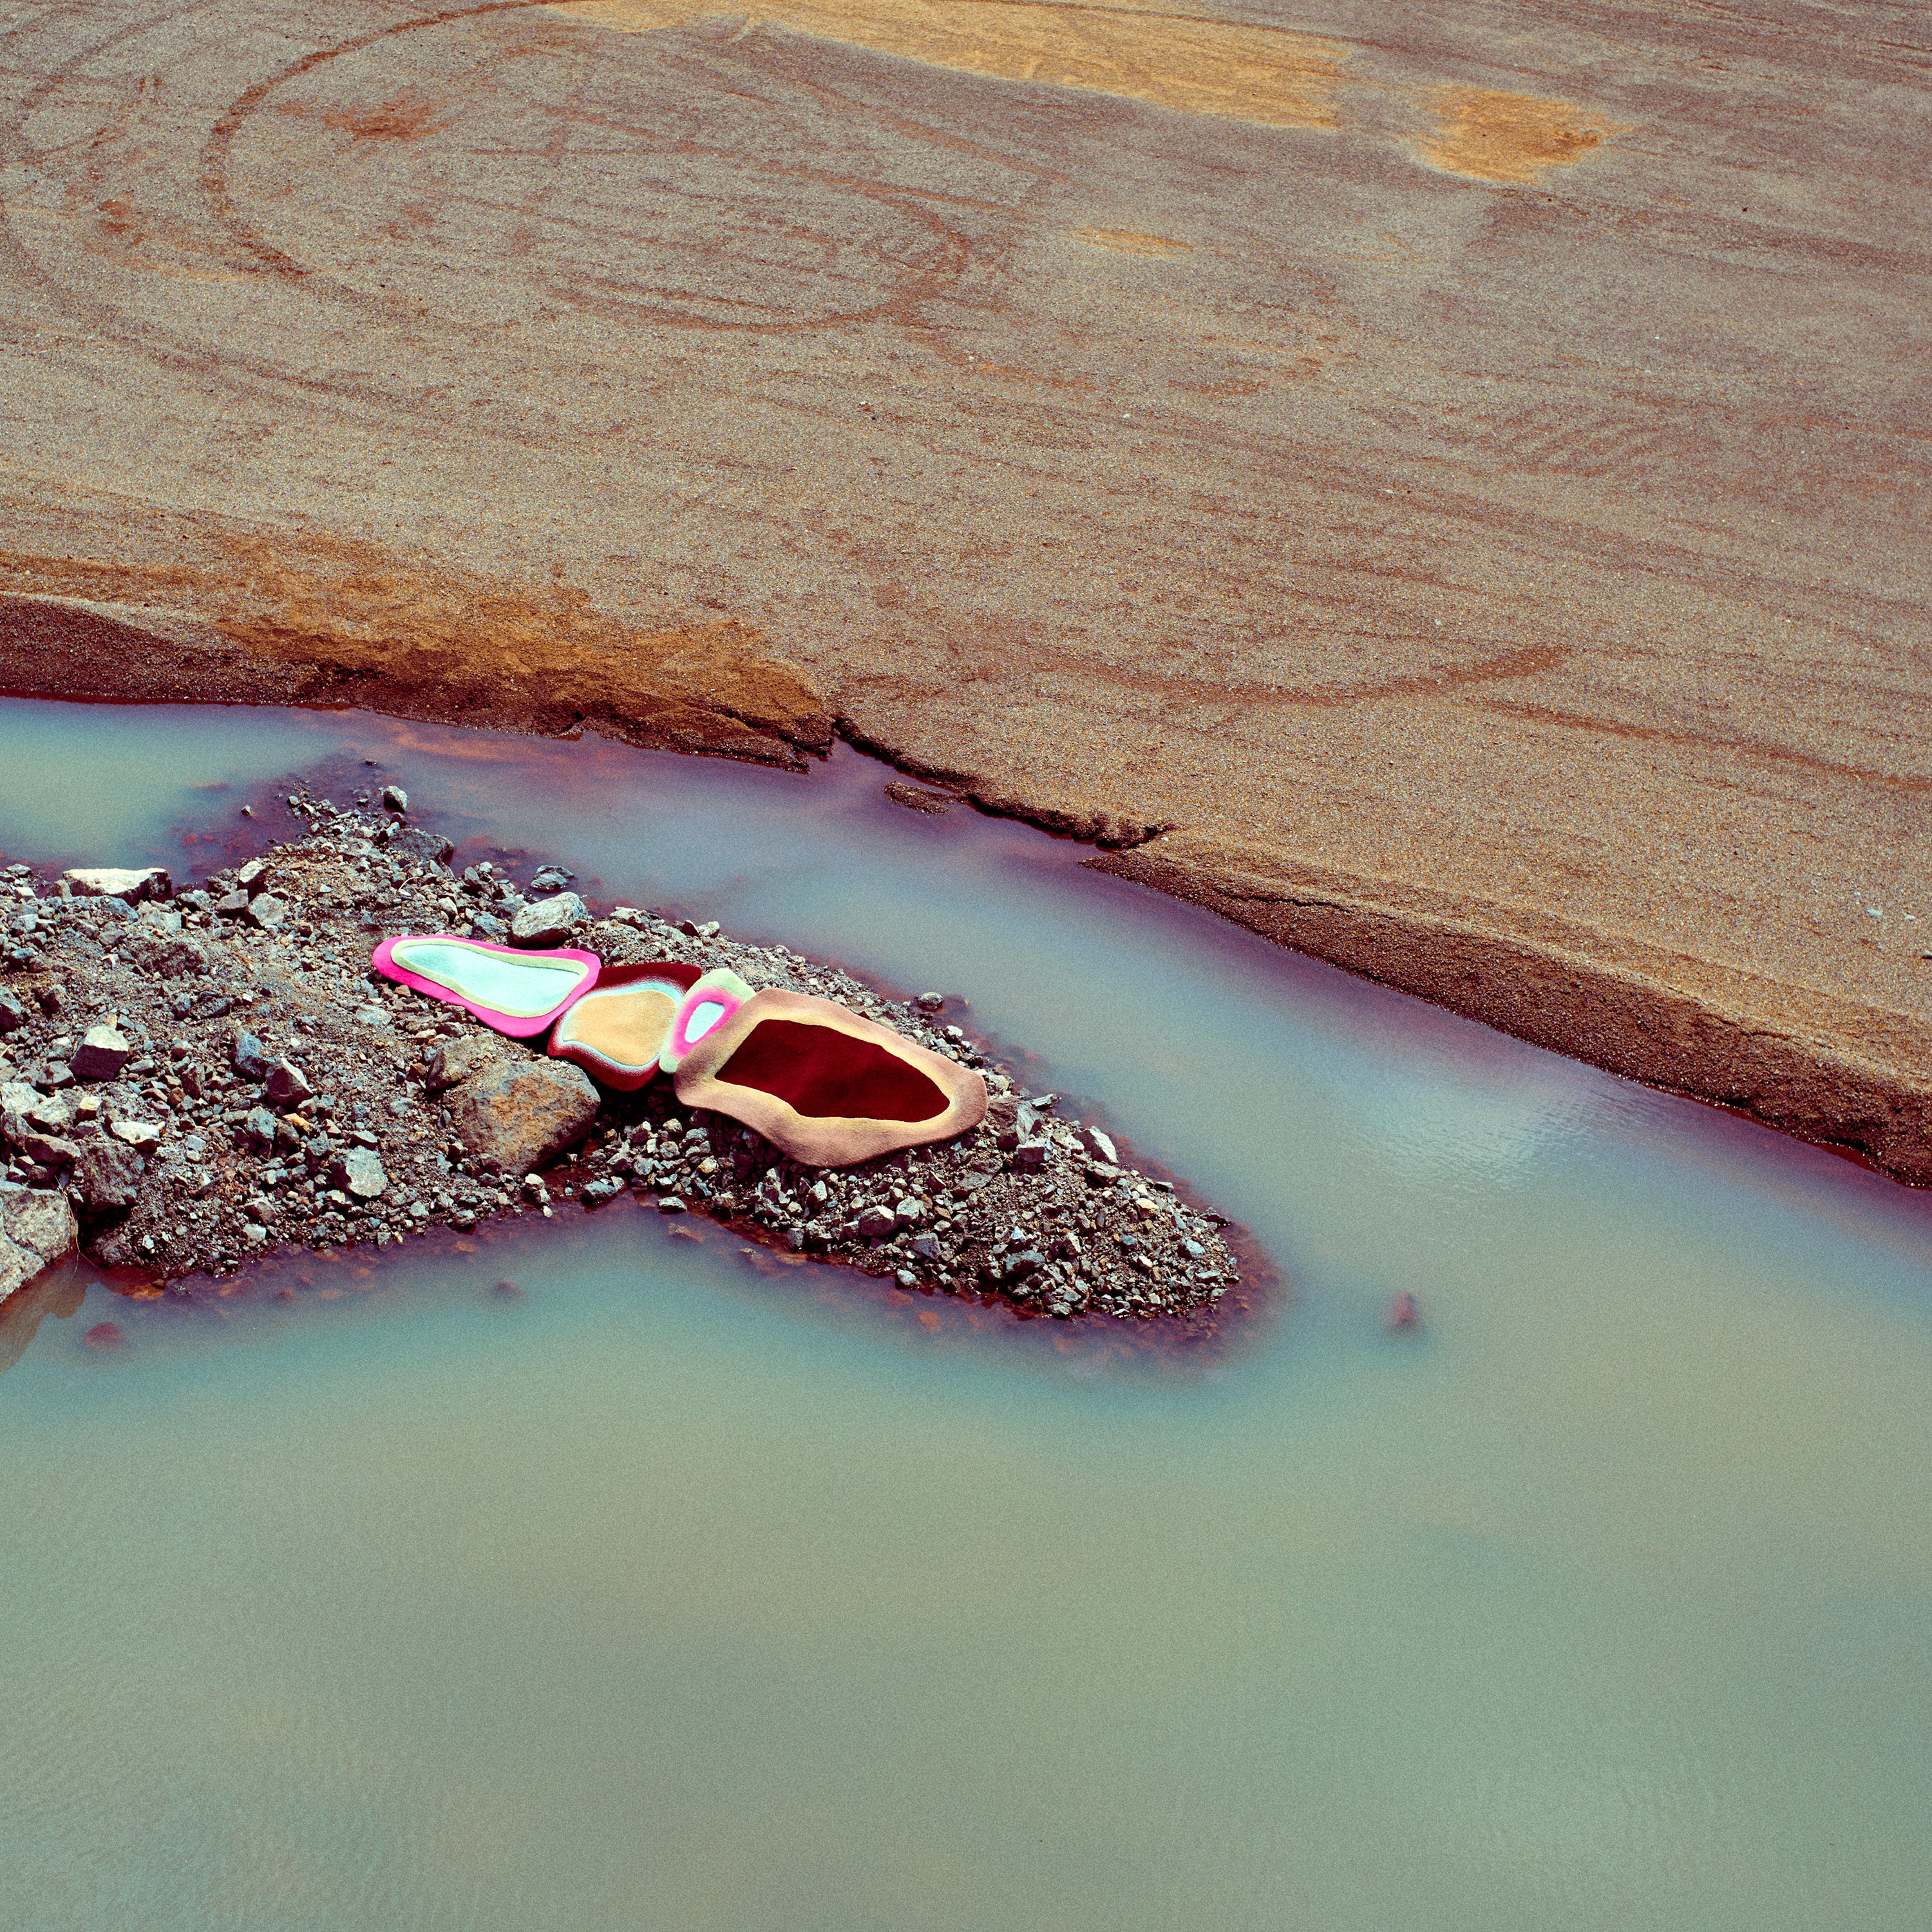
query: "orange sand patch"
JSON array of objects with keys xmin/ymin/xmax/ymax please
[
  {"xmin": 559, "ymin": 0, "xmax": 1346, "ymax": 128},
  {"xmin": 0, "ymin": 524, "xmax": 831, "ymax": 758},
  {"xmin": 1416, "ymin": 87, "xmax": 1627, "ymax": 183},
  {"xmin": 1077, "ymin": 227, "xmax": 1192, "ymax": 255}
]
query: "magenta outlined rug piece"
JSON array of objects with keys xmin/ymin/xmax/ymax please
[{"xmin": 371, "ymin": 933, "xmax": 601, "ymax": 1037}]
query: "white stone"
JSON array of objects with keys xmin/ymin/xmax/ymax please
[{"xmin": 62, "ymin": 866, "xmax": 172, "ymax": 904}]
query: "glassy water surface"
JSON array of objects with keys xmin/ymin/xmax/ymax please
[{"xmin": 3, "ymin": 697, "xmax": 1930, "ymax": 1931}]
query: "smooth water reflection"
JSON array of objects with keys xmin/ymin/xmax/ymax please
[{"xmin": 3, "ymin": 697, "xmax": 1931, "ymax": 1931}]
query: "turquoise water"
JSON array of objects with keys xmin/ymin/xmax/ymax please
[{"xmin": 3, "ymin": 698, "xmax": 1931, "ymax": 1930}]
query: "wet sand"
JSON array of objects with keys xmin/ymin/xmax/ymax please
[{"xmin": 1, "ymin": 1, "xmax": 1927, "ymax": 1176}]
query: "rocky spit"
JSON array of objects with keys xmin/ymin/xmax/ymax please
[{"xmin": 0, "ymin": 791, "xmax": 1243, "ymax": 1321}]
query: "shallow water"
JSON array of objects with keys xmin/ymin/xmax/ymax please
[{"xmin": 3, "ymin": 697, "xmax": 1931, "ymax": 1931}]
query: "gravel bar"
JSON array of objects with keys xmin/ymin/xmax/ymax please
[{"xmin": 0, "ymin": 790, "xmax": 1243, "ymax": 1320}]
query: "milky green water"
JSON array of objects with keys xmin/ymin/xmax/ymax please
[{"xmin": 3, "ymin": 699, "xmax": 1931, "ymax": 1931}]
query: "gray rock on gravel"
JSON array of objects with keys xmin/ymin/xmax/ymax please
[
  {"xmin": 390, "ymin": 828, "xmax": 455, "ymax": 866},
  {"xmin": 73, "ymin": 1137, "xmax": 146, "ymax": 1213},
  {"xmin": 0, "ymin": 989, "xmax": 25, "ymax": 1034},
  {"xmin": 855, "ymin": 1205, "xmax": 898, "ymax": 1241},
  {"xmin": 0, "ymin": 1189, "xmax": 79, "ymax": 1301},
  {"xmin": 444, "ymin": 1057, "xmax": 599, "ymax": 1176},
  {"xmin": 245, "ymin": 893, "xmax": 287, "ymax": 931},
  {"xmin": 509, "ymin": 892, "xmax": 587, "ymax": 947},
  {"xmin": 231, "ymin": 1030, "xmax": 276, "ymax": 1081},
  {"xmin": 381, "ymin": 786, "xmax": 408, "ymax": 813},
  {"xmin": 129, "ymin": 931, "xmax": 207, "ymax": 979},
  {"xmin": 330, "ymin": 1146, "xmax": 388, "ymax": 1199},
  {"xmin": 263, "ymin": 1058, "xmax": 312, "ymax": 1106},
  {"xmin": 70, "ymin": 1024, "xmax": 133, "ymax": 1081},
  {"xmin": 424, "ymin": 1034, "xmax": 504, "ymax": 1092},
  {"xmin": 62, "ymin": 866, "xmax": 172, "ymax": 904},
  {"xmin": 1074, "ymin": 1124, "xmax": 1118, "ymax": 1165}
]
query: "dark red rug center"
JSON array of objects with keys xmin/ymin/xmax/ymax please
[{"xmin": 718, "ymin": 1019, "xmax": 947, "ymax": 1122}]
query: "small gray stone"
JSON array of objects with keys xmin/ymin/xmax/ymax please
[
  {"xmin": 855, "ymin": 1205, "xmax": 898, "ymax": 1241},
  {"xmin": 0, "ymin": 989, "xmax": 24, "ymax": 1034},
  {"xmin": 241, "ymin": 1106, "xmax": 279, "ymax": 1150},
  {"xmin": 529, "ymin": 864, "xmax": 574, "ymax": 891},
  {"xmin": 893, "ymin": 1197, "xmax": 924, "ymax": 1227},
  {"xmin": 231, "ymin": 1030, "xmax": 276, "ymax": 1081},
  {"xmin": 263, "ymin": 1058, "xmax": 312, "ymax": 1106},
  {"xmin": 657, "ymin": 1195, "xmax": 687, "ymax": 1214},
  {"xmin": 1074, "ymin": 1124, "xmax": 1119, "ymax": 1165},
  {"xmin": 213, "ymin": 890, "xmax": 252, "ymax": 919},
  {"xmin": 381, "ymin": 786, "xmax": 409, "ymax": 814},
  {"xmin": 1011, "ymin": 1139, "xmax": 1049, "ymax": 1173},
  {"xmin": 894, "ymin": 1268, "xmax": 918, "ymax": 1287},
  {"xmin": 70, "ymin": 1024, "xmax": 133, "ymax": 1081},
  {"xmin": 108, "ymin": 1117, "xmax": 163, "ymax": 1153},
  {"xmin": 245, "ymin": 893, "xmax": 287, "ymax": 931},
  {"xmin": 331, "ymin": 1146, "xmax": 388, "ymax": 1199},
  {"xmin": 909, "ymin": 1231, "xmax": 942, "ymax": 1262},
  {"xmin": 235, "ymin": 858, "xmax": 270, "ymax": 893},
  {"xmin": 15, "ymin": 1129, "xmax": 77, "ymax": 1168},
  {"xmin": 509, "ymin": 893, "xmax": 587, "ymax": 947}
]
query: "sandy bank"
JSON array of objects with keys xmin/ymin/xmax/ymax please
[{"xmin": 2, "ymin": 0, "xmax": 1926, "ymax": 1181}]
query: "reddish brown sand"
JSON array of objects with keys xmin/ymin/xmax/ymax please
[{"xmin": 1, "ymin": 1, "xmax": 1927, "ymax": 1177}]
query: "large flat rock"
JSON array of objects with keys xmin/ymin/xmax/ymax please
[{"xmin": 1, "ymin": 1, "xmax": 1927, "ymax": 1168}]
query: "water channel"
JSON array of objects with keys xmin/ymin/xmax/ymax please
[{"xmin": 3, "ymin": 696, "xmax": 1930, "ymax": 1930}]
